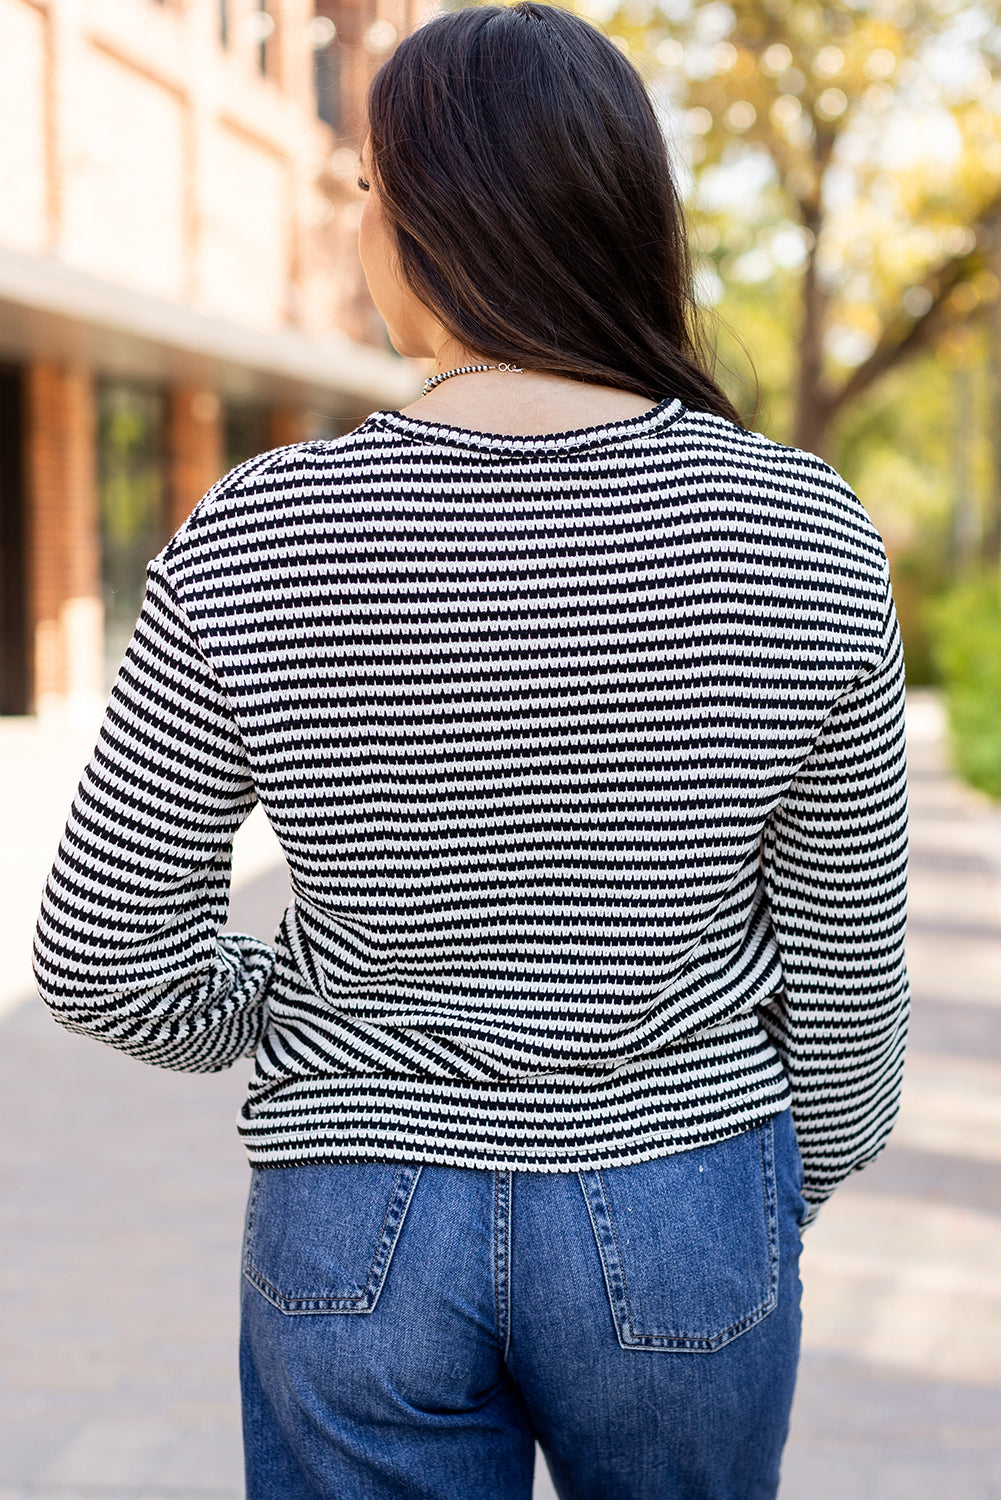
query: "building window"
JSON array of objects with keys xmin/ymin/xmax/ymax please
[
  {"xmin": 250, "ymin": 0, "xmax": 276, "ymax": 77},
  {"xmin": 311, "ymin": 12, "xmax": 341, "ymax": 131},
  {"xmin": 97, "ymin": 381, "xmax": 167, "ymax": 687},
  {"xmin": 0, "ymin": 365, "xmax": 29, "ymax": 715}
]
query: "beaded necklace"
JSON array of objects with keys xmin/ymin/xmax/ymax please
[{"xmin": 421, "ymin": 361, "xmax": 523, "ymax": 397}]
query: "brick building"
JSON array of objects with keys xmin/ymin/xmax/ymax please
[{"xmin": 0, "ymin": 0, "xmax": 427, "ymax": 718}]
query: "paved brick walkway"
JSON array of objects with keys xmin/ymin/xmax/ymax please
[{"xmin": 1, "ymin": 692, "xmax": 998, "ymax": 1499}]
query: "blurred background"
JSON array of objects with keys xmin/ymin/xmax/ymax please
[
  {"xmin": 0, "ymin": 0, "xmax": 999, "ymax": 785},
  {"xmin": 0, "ymin": 0, "xmax": 428, "ymax": 725},
  {"xmin": 598, "ymin": 0, "xmax": 1001, "ymax": 801},
  {"xmin": 0, "ymin": 2, "xmax": 999, "ymax": 1499}
]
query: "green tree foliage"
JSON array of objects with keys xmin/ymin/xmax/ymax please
[
  {"xmin": 447, "ymin": 0, "xmax": 1001, "ymax": 753},
  {"xmin": 580, "ymin": 0, "xmax": 1001, "ymax": 743},
  {"xmin": 929, "ymin": 576, "xmax": 1001, "ymax": 797},
  {"xmin": 590, "ymin": 0, "xmax": 1001, "ymax": 457}
]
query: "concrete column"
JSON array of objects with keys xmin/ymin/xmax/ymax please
[
  {"xmin": 25, "ymin": 361, "xmax": 103, "ymax": 720},
  {"xmin": 166, "ymin": 386, "xmax": 224, "ymax": 534}
]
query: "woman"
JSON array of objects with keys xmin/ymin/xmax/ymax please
[{"xmin": 34, "ymin": 6, "xmax": 909, "ymax": 1497}]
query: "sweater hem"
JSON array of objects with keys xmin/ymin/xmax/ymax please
[{"xmin": 236, "ymin": 1030, "xmax": 793, "ymax": 1173}]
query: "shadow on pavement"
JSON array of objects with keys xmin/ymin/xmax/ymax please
[{"xmin": 2, "ymin": 696, "xmax": 999, "ymax": 1499}]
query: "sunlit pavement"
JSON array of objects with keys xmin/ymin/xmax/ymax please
[
  {"xmin": 778, "ymin": 692, "xmax": 1001, "ymax": 1499},
  {"xmin": 1, "ymin": 691, "xmax": 998, "ymax": 1499}
]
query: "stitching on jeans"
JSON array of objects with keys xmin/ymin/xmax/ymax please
[
  {"xmin": 360, "ymin": 1165, "xmax": 405, "ymax": 1297},
  {"xmin": 243, "ymin": 1165, "xmax": 422, "ymax": 1314},
  {"xmin": 597, "ymin": 1169, "xmax": 638, "ymax": 1335},
  {"xmin": 602, "ymin": 1124, "xmax": 781, "ymax": 1350},
  {"xmin": 492, "ymin": 1170, "xmax": 512, "ymax": 1358},
  {"xmin": 503, "ymin": 1171, "xmax": 512, "ymax": 1359},
  {"xmin": 577, "ymin": 1170, "xmax": 625, "ymax": 1347},
  {"xmin": 241, "ymin": 1171, "xmax": 262, "ymax": 1277},
  {"xmin": 493, "ymin": 1172, "xmax": 502, "ymax": 1346},
  {"xmin": 765, "ymin": 1119, "xmax": 780, "ymax": 1287}
]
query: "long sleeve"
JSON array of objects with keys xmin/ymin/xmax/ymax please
[
  {"xmin": 759, "ymin": 577, "xmax": 909, "ymax": 1222},
  {"xmin": 33, "ymin": 560, "xmax": 274, "ymax": 1072}
]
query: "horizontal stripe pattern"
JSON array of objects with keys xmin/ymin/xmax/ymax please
[{"xmin": 33, "ymin": 398, "xmax": 909, "ymax": 1218}]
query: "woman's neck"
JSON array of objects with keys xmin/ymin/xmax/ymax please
[{"xmin": 400, "ymin": 359, "xmax": 658, "ymax": 437}]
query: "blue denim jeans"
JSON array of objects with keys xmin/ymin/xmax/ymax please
[{"xmin": 240, "ymin": 1107, "xmax": 808, "ymax": 1499}]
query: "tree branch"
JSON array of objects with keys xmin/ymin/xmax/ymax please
[{"xmin": 825, "ymin": 193, "xmax": 1001, "ymax": 415}]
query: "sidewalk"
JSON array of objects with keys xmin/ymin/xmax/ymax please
[
  {"xmin": 1, "ymin": 692, "xmax": 999, "ymax": 1499},
  {"xmin": 781, "ymin": 693, "xmax": 1001, "ymax": 1498}
]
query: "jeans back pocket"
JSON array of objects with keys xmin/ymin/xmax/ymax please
[
  {"xmin": 578, "ymin": 1119, "xmax": 779, "ymax": 1352},
  {"xmin": 242, "ymin": 1163, "xmax": 422, "ymax": 1316}
]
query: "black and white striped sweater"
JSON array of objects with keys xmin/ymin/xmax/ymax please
[{"xmin": 34, "ymin": 398, "xmax": 909, "ymax": 1219}]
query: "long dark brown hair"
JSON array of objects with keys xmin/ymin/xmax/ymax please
[{"xmin": 366, "ymin": 2, "xmax": 743, "ymax": 425}]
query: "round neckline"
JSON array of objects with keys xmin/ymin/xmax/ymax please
[{"xmin": 363, "ymin": 395, "xmax": 685, "ymax": 456}]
